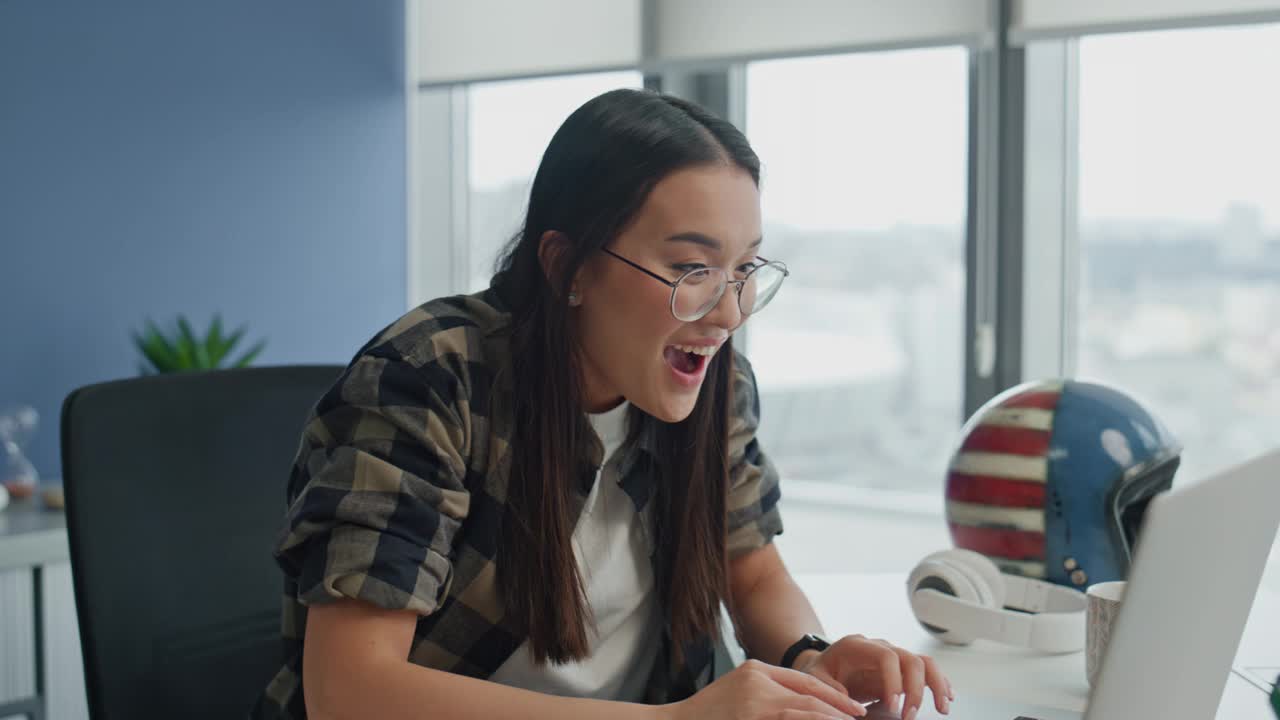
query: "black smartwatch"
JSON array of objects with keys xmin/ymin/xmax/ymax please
[{"xmin": 780, "ymin": 633, "xmax": 830, "ymax": 669}]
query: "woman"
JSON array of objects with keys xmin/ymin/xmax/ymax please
[{"xmin": 254, "ymin": 88, "xmax": 953, "ymax": 720}]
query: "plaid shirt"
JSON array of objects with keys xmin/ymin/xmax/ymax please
[{"xmin": 252, "ymin": 280, "xmax": 784, "ymax": 718}]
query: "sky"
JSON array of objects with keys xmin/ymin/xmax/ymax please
[{"xmin": 466, "ymin": 22, "xmax": 1280, "ymax": 235}]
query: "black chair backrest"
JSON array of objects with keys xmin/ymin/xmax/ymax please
[{"xmin": 60, "ymin": 365, "xmax": 343, "ymax": 720}]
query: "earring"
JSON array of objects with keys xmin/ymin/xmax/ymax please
[{"xmin": 568, "ymin": 292, "xmax": 580, "ymax": 306}]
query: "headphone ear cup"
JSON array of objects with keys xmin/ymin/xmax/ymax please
[
  {"xmin": 907, "ymin": 558, "xmax": 986, "ymax": 645},
  {"xmin": 941, "ymin": 548, "xmax": 1008, "ymax": 609},
  {"xmin": 917, "ymin": 550, "xmax": 999, "ymax": 609}
]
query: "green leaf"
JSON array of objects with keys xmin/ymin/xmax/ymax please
[
  {"xmin": 175, "ymin": 316, "xmax": 201, "ymax": 369},
  {"xmin": 206, "ymin": 315, "xmax": 228, "ymax": 367},
  {"xmin": 180, "ymin": 317, "xmax": 211, "ymax": 369},
  {"xmin": 221, "ymin": 325, "xmax": 247, "ymax": 362},
  {"xmin": 1270, "ymin": 675, "xmax": 1279, "ymax": 717},
  {"xmin": 176, "ymin": 316, "xmax": 196, "ymax": 345},
  {"xmin": 207, "ymin": 314, "xmax": 224, "ymax": 347},
  {"xmin": 130, "ymin": 332, "xmax": 154, "ymax": 371},
  {"xmin": 194, "ymin": 342, "xmax": 212, "ymax": 369},
  {"xmin": 133, "ymin": 315, "xmax": 264, "ymax": 374},
  {"xmin": 231, "ymin": 339, "xmax": 266, "ymax": 368},
  {"xmin": 213, "ymin": 322, "xmax": 247, "ymax": 368},
  {"xmin": 132, "ymin": 336, "xmax": 161, "ymax": 375},
  {"xmin": 174, "ymin": 337, "xmax": 196, "ymax": 370},
  {"xmin": 139, "ymin": 321, "xmax": 180, "ymax": 373}
]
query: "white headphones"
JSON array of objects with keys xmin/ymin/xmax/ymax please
[{"xmin": 906, "ymin": 548, "xmax": 1087, "ymax": 654}]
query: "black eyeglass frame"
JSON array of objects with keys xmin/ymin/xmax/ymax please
[{"xmin": 599, "ymin": 246, "xmax": 790, "ymax": 322}]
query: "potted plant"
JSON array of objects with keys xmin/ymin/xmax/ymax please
[{"xmin": 132, "ymin": 315, "xmax": 266, "ymax": 374}]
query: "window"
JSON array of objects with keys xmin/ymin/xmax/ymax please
[
  {"xmin": 465, "ymin": 71, "xmax": 643, "ymax": 292},
  {"xmin": 1076, "ymin": 24, "xmax": 1280, "ymax": 484},
  {"xmin": 408, "ymin": 10, "xmax": 1280, "ymax": 584},
  {"xmin": 744, "ymin": 48, "xmax": 970, "ymax": 494}
]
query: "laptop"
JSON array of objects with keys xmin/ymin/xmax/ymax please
[{"xmin": 875, "ymin": 448, "xmax": 1280, "ymax": 720}]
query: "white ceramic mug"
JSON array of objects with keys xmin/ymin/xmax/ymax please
[{"xmin": 1085, "ymin": 580, "xmax": 1126, "ymax": 687}]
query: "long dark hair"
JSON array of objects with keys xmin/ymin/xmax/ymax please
[{"xmin": 493, "ymin": 88, "xmax": 761, "ymax": 665}]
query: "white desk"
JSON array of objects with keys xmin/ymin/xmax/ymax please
[{"xmin": 794, "ymin": 573, "xmax": 1278, "ymax": 720}]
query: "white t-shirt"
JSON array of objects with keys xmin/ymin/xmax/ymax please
[{"xmin": 487, "ymin": 401, "xmax": 662, "ymax": 700}]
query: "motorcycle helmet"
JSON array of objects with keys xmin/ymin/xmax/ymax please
[{"xmin": 945, "ymin": 379, "xmax": 1181, "ymax": 589}]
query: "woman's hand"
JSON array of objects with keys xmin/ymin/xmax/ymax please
[
  {"xmin": 793, "ymin": 635, "xmax": 954, "ymax": 720},
  {"xmin": 666, "ymin": 658, "xmax": 868, "ymax": 720}
]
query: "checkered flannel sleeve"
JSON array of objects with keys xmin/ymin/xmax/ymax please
[
  {"xmin": 726, "ymin": 350, "xmax": 784, "ymax": 558},
  {"xmin": 274, "ymin": 353, "xmax": 470, "ymax": 616}
]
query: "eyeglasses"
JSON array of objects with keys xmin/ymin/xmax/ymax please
[{"xmin": 600, "ymin": 247, "xmax": 789, "ymax": 322}]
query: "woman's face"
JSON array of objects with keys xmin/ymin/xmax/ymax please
[{"xmin": 572, "ymin": 163, "xmax": 763, "ymax": 421}]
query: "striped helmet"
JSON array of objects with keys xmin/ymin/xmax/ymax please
[{"xmin": 945, "ymin": 379, "xmax": 1181, "ymax": 590}]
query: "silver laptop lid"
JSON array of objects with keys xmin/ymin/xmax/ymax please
[{"xmin": 1087, "ymin": 449, "xmax": 1280, "ymax": 720}]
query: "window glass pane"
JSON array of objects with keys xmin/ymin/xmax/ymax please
[
  {"xmin": 1077, "ymin": 24, "xmax": 1280, "ymax": 485},
  {"xmin": 467, "ymin": 71, "xmax": 643, "ymax": 292},
  {"xmin": 744, "ymin": 48, "xmax": 969, "ymax": 491}
]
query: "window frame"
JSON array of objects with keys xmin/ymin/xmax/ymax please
[{"xmin": 406, "ymin": 3, "xmax": 1280, "ymax": 517}]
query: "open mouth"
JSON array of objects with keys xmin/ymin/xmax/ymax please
[{"xmin": 663, "ymin": 344, "xmax": 714, "ymax": 379}]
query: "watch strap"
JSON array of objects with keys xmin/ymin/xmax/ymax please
[{"xmin": 780, "ymin": 633, "xmax": 830, "ymax": 669}]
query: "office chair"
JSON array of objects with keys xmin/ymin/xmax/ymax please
[{"xmin": 60, "ymin": 365, "xmax": 343, "ymax": 719}]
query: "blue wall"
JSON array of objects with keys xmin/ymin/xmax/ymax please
[{"xmin": 0, "ymin": 1, "xmax": 409, "ymax": 479}]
